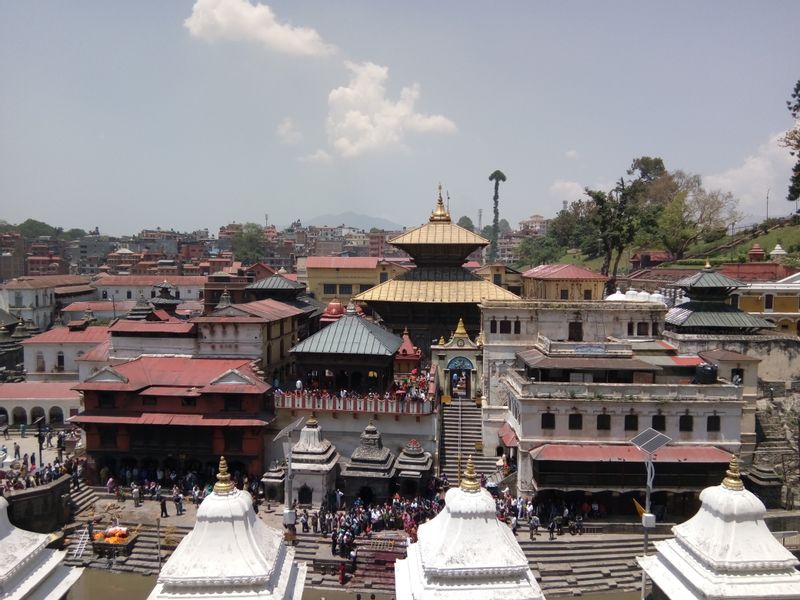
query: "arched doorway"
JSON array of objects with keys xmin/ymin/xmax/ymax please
[
  {"xmin": 30, "ymin": 406, "xmax": 45, "ymax": 424},
  {"xmin": 447, "ymin": 357, "xmax": 474, "ymax": 398},
  {"xmin": 400, "ymin": 479, "xmax": 417, "ymax": 497},
  {"xmin": 298, "ymin": 484, "xmax": 312, "ymax": 505},
  {"xmin": 12, "ymin": 406, "xmax": 26, "ymax": 426},
  {"xmin": 49, "ymin": 406, "xmax": 64, "ymax": 425},
  {"xmin": 0, "ymin": 407, "xmax": 8, "ymax": 426}
]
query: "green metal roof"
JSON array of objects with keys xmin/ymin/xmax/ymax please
[
  {"xmin": 246, "ymin": 274, "xmax": 305, "ymax": 291},
  {"xmin": 666, "ymin": 302, "xmax": 774, "ymax": 330},
  {"xmin": 671, "ymin": 269, "xmax": 744, "ymax": 290},
  {"xmin": 290, "ymin": 311, "xmax": 402, "ymax": 356}
]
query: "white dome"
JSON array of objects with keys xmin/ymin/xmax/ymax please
[
  {"xmin": 625, "ymin": 288, "xmax": 639, "ymax": 300},
  {"xmin": 650, "ymin": 291, "xmax": 667, "ymax": 305},
  {"xmin": 605, "ymin": 287, "xmax": 626, "ymax": 301},
  {"xmin": 636, "ymin": 290, "xmax": 652, "ymax": 302}
]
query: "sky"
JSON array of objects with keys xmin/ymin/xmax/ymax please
[{"xmin": 1, "ymin": 1, "xmax": 798, "ymax": 236}]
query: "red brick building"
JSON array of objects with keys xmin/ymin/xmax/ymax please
[{"xmin": 71, "ymin": 356, "xmax": 274, "ymax": 482}]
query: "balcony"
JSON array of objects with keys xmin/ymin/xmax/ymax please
[{"xmin": 275, "ymin": 391, "xmax": 435, "ymax": 415}]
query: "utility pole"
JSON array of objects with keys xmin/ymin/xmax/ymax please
[
  {"xmin": 766, "ymin": 189, "xmax": 770, "ymax": 221},
  {"xmin": 477, "ymin": 209, "xmax": 483, "ymax": 232}
]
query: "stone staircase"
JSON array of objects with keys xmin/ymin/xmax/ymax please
[
  {"xmin": 754, "ymin": 408, "xmax": 799, "ymax": 498},
  {"xmin": 69, "ymin": 484, "xmax": 101, "ymax": 517},
  {"xmin": 440, "ymin": 396, "xmax": 498, "ymax": 482},
  {"xmin": 63, "ymin": 519, "xmax": 192, "ymax": 575}
]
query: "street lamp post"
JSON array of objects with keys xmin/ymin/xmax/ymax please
[
  {"xmin": 630, "ymin": 428, "xmax": 672, "ymax": 600},
  {"xmin": 272, "ymin": 416, "xmax": 306, "ymax": 542}
]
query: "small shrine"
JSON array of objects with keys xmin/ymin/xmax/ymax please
[
  {"xmin": 394, "ymin": 327, "xmax": 423, "ymax": 376},
  {"xmin": 638, "ymin": 457, "xmax": 800, "ymax": 599},
  {"xmin": 0, "ymin": 496, "xmax": 83, "ymax": 599},
  {"xmin": 126, "ymin": 293, "xmax": 154, "ymax": 320},
  {"xmin": 431, "ymin": 318, "xmax": 483, "ymax": 399},
  {"xmin": 340, "ymin": 421, "xmax": 396, "ymax": 505},
  {"xmin": 395, "ymin": 438, "xmax": 433, "ymax": 497},
  {"xmin": 289, "ymin": 416, "xmax": 339, "ymax": 507},
  {"xmin": 394, "ymin": 457, "xmax": 545, "ymax": 600},
  {"xmin": 148, "ymin": 457, "xmax": 306, "ymax": 600},
  {"xmin": 150, "ymin": 281, "xmax": 182, "ymax": 316}
]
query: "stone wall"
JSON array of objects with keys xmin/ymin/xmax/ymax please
[{"xmin": 6, "ymin": 474, "xmax": 73, "ymax": 533}]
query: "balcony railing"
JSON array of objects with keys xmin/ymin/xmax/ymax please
[{"xmin": 275, "ymin": 391, "xmax": 435, "ymax": 415}]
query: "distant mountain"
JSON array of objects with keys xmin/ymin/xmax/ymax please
[{"xmin": 305, "ymin": 211, "xmax": 405, "ymax": 231}]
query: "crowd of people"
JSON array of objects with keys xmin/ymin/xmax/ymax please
[{"xmin": 0, "ymin": 452, "xmax": 86, "ymax": 496}]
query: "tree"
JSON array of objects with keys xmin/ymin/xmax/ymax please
[
  {"xmin": 16, "ymin": 219, "xmax": 57, "ymax": 239},
  {"xmin": 498, "ymin": 218, "xmax": 512, "ymax": 236},
  {"xmin": 782, "ymin": 79, "xmax": 800, "ymax": 205},
  {"xmin": 232, "ymin": 222, "xmax": 266, "ymax": 264},
  {"xmin": 63, "ymin": 228, "xmax": 87, "ymax": 241},
  {"xmin": 516, "ymin": 236, "xmax": 563, "ymax": 268},
  {"xmin": 657, "ymin": 171, "xmax": 742, "ymax": 259},
  {"xmin": 456, "ymin": 216, "xmax": 475, "ymax": 232},
  {"xmin": 488, "ymin": 170, "xmax": 507, "ymax": 262}
]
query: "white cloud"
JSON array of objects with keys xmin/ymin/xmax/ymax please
[
  {"xmin": 298, "ymin": 149, "xmax": 332, "ymax": 163},
  {"xmin": 276, "ymin": 117, "xmax": 302, "ymax": 145},
  {"xmin": 548, "ymin": 179, "xmax": 585, "ymax": 204},
  {"xmin": 565, "ymin": 149, "xmax": 579, "ymax": 160},
  {"xmin": 185, "ymin": 0, "xmax": 334, "ymax": 57},
  {"xmin": 325, "ymin": 61, "xmax": 456, "ymax": 158},
  {"xmin": 705, "ymin": 132, "xmax": 795, "ymax": 221}
]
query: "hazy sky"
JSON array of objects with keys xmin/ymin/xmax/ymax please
[{"xmin": 1, "ymin": 1, "xmax": 798, "ymax": 236}]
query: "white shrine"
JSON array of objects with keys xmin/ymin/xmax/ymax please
[
  {"xmin": 290, "ymin": 416, "xmax": 339, "ymax": 506},
  {"xmin": 148, "ymin": 457, "xmax": 306, "ymax": 600},
  {"xmin": 394, "ymin": 457, "xmax": 545, "ymax": 600},
  {"xmin": 0, "ymin": 496, "xmax": 83, "ymax": 600},
  {"xmin": 639, "ymin": 456, "xmax": 800, "ymax": 599}
]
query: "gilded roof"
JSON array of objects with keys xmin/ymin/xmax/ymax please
[
  {"xmin": 389, "ymin": 221, "xmax": 489, "ymax": 247},
  {"xmin": 354, "ymin": 275, "xmax": 520, "ymax": 304}
]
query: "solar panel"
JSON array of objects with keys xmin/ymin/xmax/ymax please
[{"xmin": 630, "ymin": 428, "xmax": 672, "ymax": 454}]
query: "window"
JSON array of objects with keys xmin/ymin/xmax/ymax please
[
  {"xmin": 13, "ymin": 292, "xmax": 22, "ymax": 307},
  {"xmin": 560, "ymin": 289, "xmax": 569, "ymax": 300},
  {"xmin": 98, "ymin": 393, "xmax": 115, "ymax": 409},
  {"xmin": 679, "ymin": 414, "xmax": 694, "ymax": 432},
  {"xmin": 568, "ymin": 321, "xmax": 583, "ymax": 342},
  {"xmin": 35, "ymin": 352, "xmax": 45, "ymax": 372},
  {"xmin": 101, "ymin": 290, "xmax": 108, "ymax": 299},
  {"xmin": 126, "ymin": 290, "xmax": 132, "ymax": 299},
  {"xmin": 493, "ymin": 274, "xmax": 502, "ymax": 285},
  {"xmin": 730, "ymin": 295, "xmax": 739, "ymax": 309},
  {"xmin": 339, "ymin": 284, "xmax": 353, "ymax": 296},
  {"xmin": 624, "ymin": 414, "xmax": 638, "ymax": 431},
  {"xmin": 175, "ymin": 289, "xmax": 180, "ymax": 298},
  {"xmin": 181, "ymin": 397, "xmax": 197, "ymax": 407},
  {"xmin": 490, "ymin": 319, "xmax": 497, "ymax": 334},
  {"xmin": 637, "ymin": 322, "xmax": 649, "ymax": 336},
  {"xmin": 765, "ymin": 294, "xmax": 774, "ymax": 311},
  {"xmin": 323, "ymin": 284, "xmax": 337, "ymax": 295},
  {"xmin": 513, "ymin": 320, "xmax": 521, "ymax": 334},
  {"xmin": 499, "ymin": 319, "xmax": 511, "ymax": 334},
  {"xmin": 596, "ymin": 414, "xmax": 611, "ymax": 430},
  {"xmin": 541, "ymin": 412, "xmax": 555, "ymax": 430},
  {"xmin": 652, "ymin": 414, "xmax": 666, "ymax": 431},
  {"xmin": 627, "ymin": 322, "xmax": 634, "ymax": 336},
  {"xmin": 224, "ymin": 430, "xmax": 243, "ymax": 452},
  {"xmin": 379, "ymin": 272, "xmax": 388, "ymax": 283},
  {"xmin": 359, "ymin": 284, "xmax": 371, "ymax": 293},
  {"xmin": 652, "ymin": 323, "xmax": 659, "ymax": 336},
  {"xmin": 568, "ymin": 413, "xmax": 583, "ymax": 430},
  {"xmin": 224, "ymin": 397, "xmax": 242, "ymax": 412},
  {"xmin": 583, "ymin": 289, "xmax": 592, "ymax": 300},
  {"xmin": 56, "ymin": 351, "xmax": 65, "ymax": 371},
  {"xmin": 151, "ymin": 291, "xmax": 156, "ymax": 298},
  {"xmin": 707, "ymin": 415, "xmax": 721, "ymax": 432}
]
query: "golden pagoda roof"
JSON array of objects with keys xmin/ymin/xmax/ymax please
[{"xmin": 354, "ymin": 276, "xmax": 520, "ymax": 304}]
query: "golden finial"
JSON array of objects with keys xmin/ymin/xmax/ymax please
[
  {"xmin": 704, "ymin": 259, "xmax": 711, "ymax": 269},
  {"xmin": 307, "ymin": 414, "xmax": 318, "ymax": 427},
  {"xmin": 460, "ymin": 456, "xmax": 480, "ymax": 493},
  {"xmin": 213, "ymin": 456, "xmax": 236, "ymax": 495},
  {"xmin": 721, "ymin": 455, "xmax": 744, "ymax": 491},
  {"xmin": 430, "ymin": 184, "xmax": 451, "ymax": 222},
  {"xmin": 454, "ymin": 318, "xmax": 468, "ymax": 337}
]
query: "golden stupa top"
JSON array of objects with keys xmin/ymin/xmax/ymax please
[
  {"xmin": 388, "ymin": 188, "xmax": 490, "ymax": 247},
  {"xmin": 460, "ymin": 456, "xmax": 481, "ymax": 493},
  {"xmin": 453, "ymin": 317, "xmax": 468, "ymax": 337},
  {"xmin": 721, "ymin": 455, "xmax": 744, "ymax": 491},
  {"xmin": 213, "ymin": 456, "xmax": 236, "ymax": 495}
]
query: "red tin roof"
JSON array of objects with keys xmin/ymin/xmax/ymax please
[
  {"xmin": 21, "ymin": 326, "xmax": 109, "ymax": 345},
  {"xmin": 0, "ymin": 382, "xmax": 81, "ymax": 400},
  {"xmin": 522, "ymin": 264, "xmax": 608, "ymax": 281},
  {"xmin": 529, "ymin": 444, "xmax": 731, "ymax": 463}
]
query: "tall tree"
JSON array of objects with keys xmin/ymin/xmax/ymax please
[
  {"xmin": 488, "ymin": 170, "xmax": 507, "ymax": 262},
  {"xmin": 456, "ymin": 216, "xmax": 475, "ymax": 232},
  {"xmin": 516, "ymin": 236, "xmax": 563, "ymax": 268},
  {"xmin": 232, "ymin": 222, "xmax": 266, "ymax": 264},
  {"xmin": 782, "ymin": 79, "xmax": 800, "ymax": 205}
]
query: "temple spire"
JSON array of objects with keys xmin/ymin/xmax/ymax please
[
  {"xmin": 460, "ymin": 455, "xmax": 480, "ymax": 493},
  {"xmin": 721, "ymin": 455, "xmax": 744, "ymax": 491},
  {"xmin": 213, "ymin": 456, "xmax": 235, "ymax": 495},
  {"xmin": 429, "ymin": 184, "xmax": 451, "ymax": 223}
]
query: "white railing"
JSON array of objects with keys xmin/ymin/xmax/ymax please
[{"xmin": 274, "ymin": 392, "xmax": 434, "ymax": 415}]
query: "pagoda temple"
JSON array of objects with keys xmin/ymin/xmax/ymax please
[
  {"xmin": 354, "ymin": 187, "xmax": 519, "ymax": 350},
  {"xmin": 0, "ymin": 496, "xmax": 83, "ymax": 599},
  {"xmin": 289, "ymin": 416, "xmax": 339, "ymax": 506},
  {"xmin": 394, "ymin": 457, "xmax": 545, "ymax": 600},
  {"xmin": 340, "ymin": 421, "xmax": 396, "ymax": 505},
  {"xmin": 638, "ymin": 456, "xmax": 800, "ymax": 599},
  {"xmin": 148, "ymin": 457, "xmax": 306, "ymax": 600}
]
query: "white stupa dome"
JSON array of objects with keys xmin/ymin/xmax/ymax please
[
  {"xmin": 625, "ymin": 288, "xmax": 639, "ymax": 301},
  {"xmin": 605, "ymin": 287, "xmax": 626, "ymax": 301},
  {"xmin": 636, "ymin": 289, "xmax": 652, "ymax": 302}
]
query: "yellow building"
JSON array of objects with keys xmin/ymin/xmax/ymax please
[
  {"xmin": 522, "ymin": 264, "xmax": 608, "ymax": 300},
  {"xmin": 474, "ymin": 264, "xmax": 523, "ymax": 296},
  {"xmin": 306, "ymin": 256, "xmax": 407, "ymax": 304},
  {"xmin": 733, "ymin": 278, "xmax": 800, "ymax": 334}
]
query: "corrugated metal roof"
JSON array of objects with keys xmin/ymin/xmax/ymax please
[
  {"xmin": 236, "ymin": 299, "xmax": 305, "ymax": 320},
  {"xmin": 0, "ymin": 382, "xmax": 81, "ymax": 400},
  {"xmin": 518, "ymin": 351, "xmax": 661, "ymax": 371},
  {"xmin": 21, "ymin": 326, "xmax": 109, "ymax": 345},
  {"xmin": 523, "ymin": 264, "xmax": 608, "ymax": 281},
  {"xmin": 94, "ymin": 275, "xmax": 208, "ymax": 286},
  {"xmin": 109, "ymin": 320, "xmax": 196, "ymax": 334},
  {"xmin": 698, "ymin": 349, "xmax": 761, "ymax": 362},
  {"xmin": 529, "ymin": 444, "xmax": 731, "ymax": 463},
  {"xmin": 290, "ymin": 314, "xmax": 402, "ymax": 356},
  {"xmin": 354, "ymin": 268, "xmax": 519, "ymax": 303},
  {"xmin": 62, "ymin": 300, "xmax": 138, "ymax": 313},
  {"xmin": 246, "ymin": 274, "xmax": 305, "ymax": 291},
  {"xmin": 666, "ymin": 302, "xmax": 774, "ymax": 329},
  {"xmin": 389, "ymin": 221, "xmax": 489, "ymax": 247},
  {"xmin": 54, "ymin": 284, "xmax": 96, "ymax": 295},
  {"xmin": 672, "ymin": 270, "xmax": 744, "ymax": 289},
  {"xmin": 306, "ymin": 257, "xmax": 379, "ymax": 269},
  {"xmin": 1, "ymin": 275, "xmax": 90, "ymax": 290},
  {"xmin": 69, "ymin": 412, "xmax": 270, "ymax": 427}
]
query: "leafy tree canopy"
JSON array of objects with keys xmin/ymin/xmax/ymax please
[
  {"xmin": 232, "ymin": 222, "xmax": 266, "ymax": 264},
  {"xmin": 456, "ymin": 216, "xmax": 475, "ymax": 232},
  {"xmin": 516, "ymin": 236, "xmax": 563, "ymax": 268}
]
